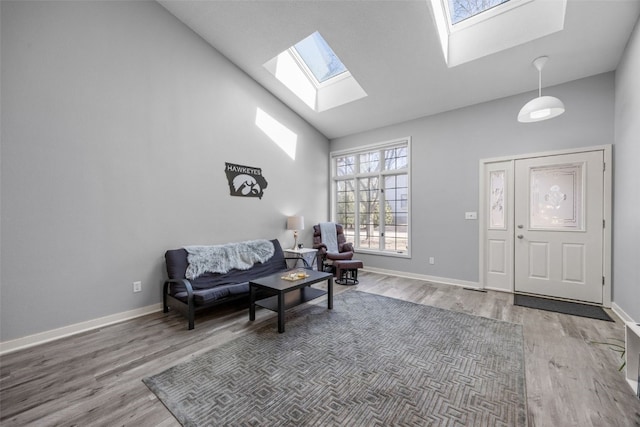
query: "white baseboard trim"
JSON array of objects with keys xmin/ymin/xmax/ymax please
[
  {"xmin": 611, "ymin": 302, "xmax": 636, "ymax": 324},
  {"xmin": 362, "ymin": 267, "xmax": 480, "ymax": 289},
  {"xmin": 0, "ymin": 303, "xmax": 163, "ymax": 356}
]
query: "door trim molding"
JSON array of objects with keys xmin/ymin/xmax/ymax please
[{"xmin": 478, "ymin": 144, "xmax": 612, "ymax": 307}]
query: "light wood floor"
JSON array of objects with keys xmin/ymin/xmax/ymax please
[{"xmin": 1, "ymin": 272, "xmax": 639, "ymax": 426}]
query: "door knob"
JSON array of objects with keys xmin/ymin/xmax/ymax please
[
  {"xmin": 517, "ymin": 235, "xmax": 524, "ymax": 239},
  {"xmin": 517, "ymin": 225, "xmax": 524, "ymax": 229}
]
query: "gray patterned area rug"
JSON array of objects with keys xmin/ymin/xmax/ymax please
[{"xmin": 144, "ymin": 291, "xmax": 527, "ymax": 426}]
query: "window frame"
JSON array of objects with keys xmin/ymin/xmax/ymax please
[{"xmin": 330, "ymin": 137, "xmax": 411, "ymax": 258}]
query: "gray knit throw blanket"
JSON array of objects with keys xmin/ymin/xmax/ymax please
[{"xmin": 184, "ymin": 239, "xmax": 275, "ymax": 279}]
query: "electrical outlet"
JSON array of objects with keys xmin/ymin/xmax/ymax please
[
  {"xmin": 465, "ymin": 211, "xmax": 478, "ymax": 220},
  {"xmin": 133, "ymin": 281, "xmax": 142, "ymax": 293},
  {"xmin": 429, "ymin": 257, "xmax": 435, "ymax": 265}
]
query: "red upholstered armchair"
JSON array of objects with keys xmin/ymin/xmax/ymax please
[{"xmin": 312, "ymin": 223, "xmax": 354, "ymax": 273}]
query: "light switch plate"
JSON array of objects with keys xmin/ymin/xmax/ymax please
[{"xmin": 465, "ymin": 212, "xmax": 477, "ymax": 220}]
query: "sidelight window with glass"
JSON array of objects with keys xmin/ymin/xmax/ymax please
[{"xmin": 332, "ymin": 139, "xmax": 410, "ymax": 256}]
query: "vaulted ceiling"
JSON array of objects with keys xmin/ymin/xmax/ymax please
[{"xmin": 158, "ymin": 0, "xmax": 640, "ymax": 139}]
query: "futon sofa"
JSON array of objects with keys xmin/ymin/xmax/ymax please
[{"xmin": 163, "ymin": 238, "xmax": 294, "ymax": 330}]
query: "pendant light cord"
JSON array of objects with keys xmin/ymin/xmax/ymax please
[{"xmin": 538, "ymin": 68, "xmax": 542, "ymax": 97}]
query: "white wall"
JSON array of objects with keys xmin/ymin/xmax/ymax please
[
  {"xmin": 614, "ymin": 17, "xmax": 640, "ymax": 322},
  {"xmin": 0, "ymin": 1, "xmax": 329, "ymax": 342},
  {"xmin": 331, "ymin": 73, "xmax": 615, "ymax": 285}
]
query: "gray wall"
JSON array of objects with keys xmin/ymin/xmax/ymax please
[
  {"xmin": 0, "ymin": 1, "xmax": 329, "ymax": 341},
  {"xmin": 614, "ymin": 18, "xmax": 640, "ymax": 321},
  {"xmin": 331, "ymin": 73, "xmax": 615, "ymax": 284}
]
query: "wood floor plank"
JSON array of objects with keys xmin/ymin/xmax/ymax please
[{"xmin": 1, "ymin": 271, "xmax": 639, "ymax": 426}]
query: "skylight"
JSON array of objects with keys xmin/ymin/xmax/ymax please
[
  {"xmin": 293, "ymin": 32, "xmax": 347, "ymax": 84},
  {"xmin": 264, "ymin": 31, "xmax": 367, "ymax": 112},
  {"xmin": 429, "ymin": 0, "xmax": 566, "ymax": 67},
  {"xmin": 447, "ymin": 0, "xmax": 510, "ymax": 25}
]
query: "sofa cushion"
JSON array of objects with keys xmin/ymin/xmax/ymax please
[
  {"xmin": 172, "ymin": 282, "xmax": 250, "ymax": 305},
  {"xmin": 166, "ymin": 248, "xmax": 189, "ymax": 281}
]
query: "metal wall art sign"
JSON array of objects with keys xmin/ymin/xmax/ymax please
[{"xmin": 224, "ymin": 162, "xmax": 268, "ymax": 199}]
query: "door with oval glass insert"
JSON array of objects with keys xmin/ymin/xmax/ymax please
[{"xmin": 514, "ymin": 151, "xmax": 604, "ymax": 303}]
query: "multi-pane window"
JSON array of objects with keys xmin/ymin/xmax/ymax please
[{"xmin": 332, "ymin": 139, "xmax": 410, "ymax": 256}]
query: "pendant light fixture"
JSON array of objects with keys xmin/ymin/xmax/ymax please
[{"xmin": 518, "ymin": 56, "xmax": 565, "ymax": 123}]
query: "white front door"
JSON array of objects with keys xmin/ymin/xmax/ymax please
[{"xmin": 514, "ymin": 151, "xmax": 604, "ymax": 303}]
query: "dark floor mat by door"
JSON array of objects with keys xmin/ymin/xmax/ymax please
[{"xmin": 514, "ymin": 294, "xmax": 613, "ymax": 321}]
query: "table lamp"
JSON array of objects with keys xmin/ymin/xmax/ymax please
[{"xmin": 286, "ymin": 215, "xmax": 304, "ymax": 250}]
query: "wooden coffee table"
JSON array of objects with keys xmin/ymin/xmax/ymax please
[{"xmin": 249, "ymin": 270, "xmax": 333, "ymax": 333}]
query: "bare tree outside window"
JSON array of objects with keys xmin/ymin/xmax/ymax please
[
  {"xmin": 358, "ymin": 177, "xmax": 380, "ymax": 249},
  {"xmin": 336, "ymin": 179, "xmax": 356, "ymax": 243}
]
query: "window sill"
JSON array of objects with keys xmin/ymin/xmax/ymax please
[{"xmin": 355, "ymin": 249, "xmax": 410, "ymax": 259}]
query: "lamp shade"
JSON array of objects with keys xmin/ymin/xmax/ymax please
[
  {"xmin": 286, "ymin": 215, "xmax": 304, "ymax": 231},
  {"xmin": 517, "ymin": 95, "xmax": 565, "ymax": 123}
]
